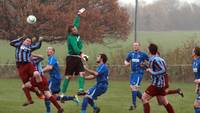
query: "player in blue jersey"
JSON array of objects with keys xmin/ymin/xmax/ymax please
[
  {"xmin": 43, "ymin": 47, "xmax": 79, "ymax": 113},
  {"xmin": 124, "ymin": 42, "xmax": 149, "ymax": 110},
  {"xmin": 81, "ymin": 53, "xmax": 109, "ymax": 113},
  {"xmin": 192, "ymin": 47, "xmax": 200, "ymax": 113},
  {"xmin": 142, "ymin": 43, "xmax": 174, "ymax": 113}
]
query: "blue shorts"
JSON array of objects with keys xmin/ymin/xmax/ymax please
[
  {"xmin": 197, "ymin": 93, "xmax": 200, "ymax": 100},
  {"xmin": 87, "ymin": 83, "xmax": 108, "ymax": 100},
  {"xmin": 130, "ymin": 73, "xmax": 143, "ymax": 86},
  {"xmin": 48, "ymin": 77, "xmax": 61, "ymax": 94}
]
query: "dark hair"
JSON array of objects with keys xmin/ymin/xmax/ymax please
[
  {"xmin": 100, "ymin": 53, "xmax": 108, "ymax": 63},
  {"xmin": 148, "ymin": 43, "xmax": 158, "ymax": 55},
  {"xmin": 68, "ymin": 25, "xmax": 74, "ymax": 33},
  {"xmin": 194, "ymin": 47, "xmax": 200, "ymax": 56}
]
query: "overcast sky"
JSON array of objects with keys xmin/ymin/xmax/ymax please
[{"xmin": 118, "ymin": 0, "xmax": 199, "ymax": 5}]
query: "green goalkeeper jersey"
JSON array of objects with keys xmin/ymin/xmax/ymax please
[{"xmin": 66, "ymin": 16, "xmax": 83, "ymax": 55}]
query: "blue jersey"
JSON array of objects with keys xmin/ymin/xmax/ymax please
[
  {"xmin": 148, "ymin": 55, "xmax": 167, "ymax": 88},
  {"xmin": 126, "ymin": 51, "xmax": 148, "ymax": 74},
  {"xmin": 10, "ymin": 38, "xmax": 41, "ymax": 63},
  {"xmin": 96, "ymin": 64, "xmax": 109, "ymax": 85},
  {"xmin": 193, "ymin": 57, "xmax": 200, "ymax": 79},
  {"xmin": 48, "ymin": 55, "xmax": 62, "ymax": 80}
]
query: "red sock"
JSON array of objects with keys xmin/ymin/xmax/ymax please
[
  {"xmin": 23, "ymin": 87, "xmax": 32, "ymax": 102},
  {"xmin": 143, "ymin": 103, "xmax": 150, "ymax": 113},
  {"xmin": 49, "ymin": 96, "xmax": 61, "ymax": 110},
  {"xmin": 164, "ymin": 103, "xmax": 175, "ymax": 113},
  {"xmin": 166, "ymin": 89, "xmax": 178, "ymax": 95}
]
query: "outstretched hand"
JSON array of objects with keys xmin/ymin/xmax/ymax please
[{"xmin": 78, "ymin": 8, "xmax": 86, "ymax": 15}]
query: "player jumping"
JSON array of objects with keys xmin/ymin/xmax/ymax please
[{"xmin": 61, "ymin": 8, "xmax": 87, "ymax": 96}]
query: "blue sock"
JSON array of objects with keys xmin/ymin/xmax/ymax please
[
  {"xmin": 132, "ymin": 91, "xmax": 137, "ymax": 106},
  {"xmin": 44, "ymin": 98, "xmax": 51, "ymax": 113},
  {"xmin": 81, "ymin": 97, "xmax": 88, "ymax": 112},
  {"xmin": 88, "ymin": 98, "xmax": 97, "ymax": 110},
  {"xmin": 195, "ymin": 108, "xmax": 200, "ymax": 113},
  {"xmin": 57, "ymin": 95, "xmax": 74, "ymax": 101},
  {"xmin": 81, "ymin": 110, "xmax": 86, "ymax": 113},
  {"xmin": 137, "ymin": 91, "xmax": 142, "ymax": 99}
]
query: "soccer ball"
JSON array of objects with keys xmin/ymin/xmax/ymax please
[{"xmin": 27, "ymin": 15, "xmax": 37, "ymax": 24}]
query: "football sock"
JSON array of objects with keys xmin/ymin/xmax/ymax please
[
  {"xmin": 78, "ymin": 76, "xmax": 85, "ymax": 91},
  {"xmin": 49, "ymin": 96, "xmax": 61, "ymax": 110},
  {"xmin": 23, "ymin": 87, "xmax": 32, "ymax": 102},
  {"xmin": 88, "ymin": 98, "xmax": 97, "ymax": 110},
  {"xmin": 166, "ymin": 89, "xmax": 178, "ymax": 95},
  {"xmin": 57, "ymin": 95, "xmax": 74, "ymax": 101},
  {"xmin": 143, "ymin": 103, "xmax": 150, "ymax": 113},
  {"xmin": 132, "ymin": 91, "xmax": 137, "ymax": 106},
  {"xmin": 81, "ymin": 110, "xmax": 86, "ymax": 113},
  {"xmin": 61, "ymin": 78, "xmax": 70, "ymax": 94},
  {"xmin": 44, "ymin": 98, "xmax": 51, "ymax": 113},
  {"xmin": 194, "ymin": 107, "xmax": 200, "ymax": 113},
  {"xmin": 164, "ymin": 103, "xmax": 175, "ymax": 113},
  {"xmin": 137, "ymin": 90, "xmax": 142, "ymax": 99},
  {"xmin": 82, "ymin": 97, "xmax": 88, "ymax": 112}
]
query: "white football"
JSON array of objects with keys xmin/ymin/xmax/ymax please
[{"xmin": 27, "ymin": 15, "xmax": 37, "ymax": 24}]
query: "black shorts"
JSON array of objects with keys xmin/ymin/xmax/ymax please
[{"xmin": 65, "ymin": 55, "xmax": 85, "ymax": 76}]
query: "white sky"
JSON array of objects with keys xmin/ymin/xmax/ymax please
[{"xmin": 118, "ymin": 0, "xmax": 199, "ymax": 5}]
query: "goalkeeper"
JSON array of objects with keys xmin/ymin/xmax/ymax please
[{"xmin": 61, "ymin": 8, "xmax": 87, "ymax": 96}]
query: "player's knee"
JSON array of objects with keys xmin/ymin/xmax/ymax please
[
  {"xmin": 194, "ymin": 100, "xmax": 200, "ymax": 108},
  {"xmin": 79, "ymin": 72, "xmax": 85, "ymax": 76},
  {"xmin": 142, "ymin": 94, "xmax": 149, "ymax": 104},
  {"xmin": 130, "ymin": 85, "xmax": 139, "ymax": 91},
  {"xmin": 44, "ymin": 91, "xmax": 52, "ymax": 98}
]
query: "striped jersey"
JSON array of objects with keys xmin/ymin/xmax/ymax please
[
  {"xmin": 10, "ymin": 38, "xmax": 41, "ymax": 63},
  {"xmin": 148, "ymin": 55, "xmax": 167, "ymax": 88},
  {"xmin": 31, "ymin": 56, "xmax": 44, "ymax": 74}
]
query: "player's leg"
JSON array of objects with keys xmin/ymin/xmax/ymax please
[
  {"xmin": 21, "ymin": 80, "xmax": 34, "ymax": 106},
  {"xmin": 44, "ymin": 91, "xmax": 64, "ymax": 113},
  {"xmin": 129, "ymin": 74, "xmax": 142, "ymax": 110},
  {"xmin": 81, "ymin": 85, "xmax": 105, "ymax": 113},
  {"xmin": 157, "ymin": 96, "xmax": 175, "ymax": 113},
  {"xmin": 142, "ymin": 92, "xmax": 152, "ymax": 113},
  {"xmin": 78, "ymin": 72, "xmax": 85, "ymax": 95},
  {"xmin": 57, "ymin": 94, "xmax": 80, "ymax": 104},
  {"xmin": 194, "ymin": 93, "xmax": 200, "ymax": 113},
  {"xmin": 164, "ymin": 74, "xmax": 184, "ymax": 97},
  {"xmin": 61, "ymin": 56, "xmax": 73, "ymax": 95},
  {"xmin": 166, "ymin": 88, "xmax": 184, "ymax": 97},
  {"xmin": 61, "ymin": 76, "xmax": 71, "ymax": 95},
  {"xmin": 77, "ymin": 57, "xmax": 86, "ymax": 95}
]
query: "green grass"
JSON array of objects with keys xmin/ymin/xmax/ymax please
[
  {"xmin": 0, "ymin": 79, "xmax": 195, "ymax": 113},
  {"xmin": 1, "ymin": 31, "xmax": 200, "ymax": 64}
]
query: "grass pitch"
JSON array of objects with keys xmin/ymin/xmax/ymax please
[{"xmin": 0, "ymin": 78, "xmax": 195, "ymax": 113}]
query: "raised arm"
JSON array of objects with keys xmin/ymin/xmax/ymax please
[
  {"xmin": 73, "ymin": 15, "xmax": 80, "ymax": 29},
  {"xmin": 10, "ymin": 37, "xmax": 23, "ymax": 47},
  {"xmin": 30, "ymin": 37, "xmax": 43, "ymax": 51}
]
